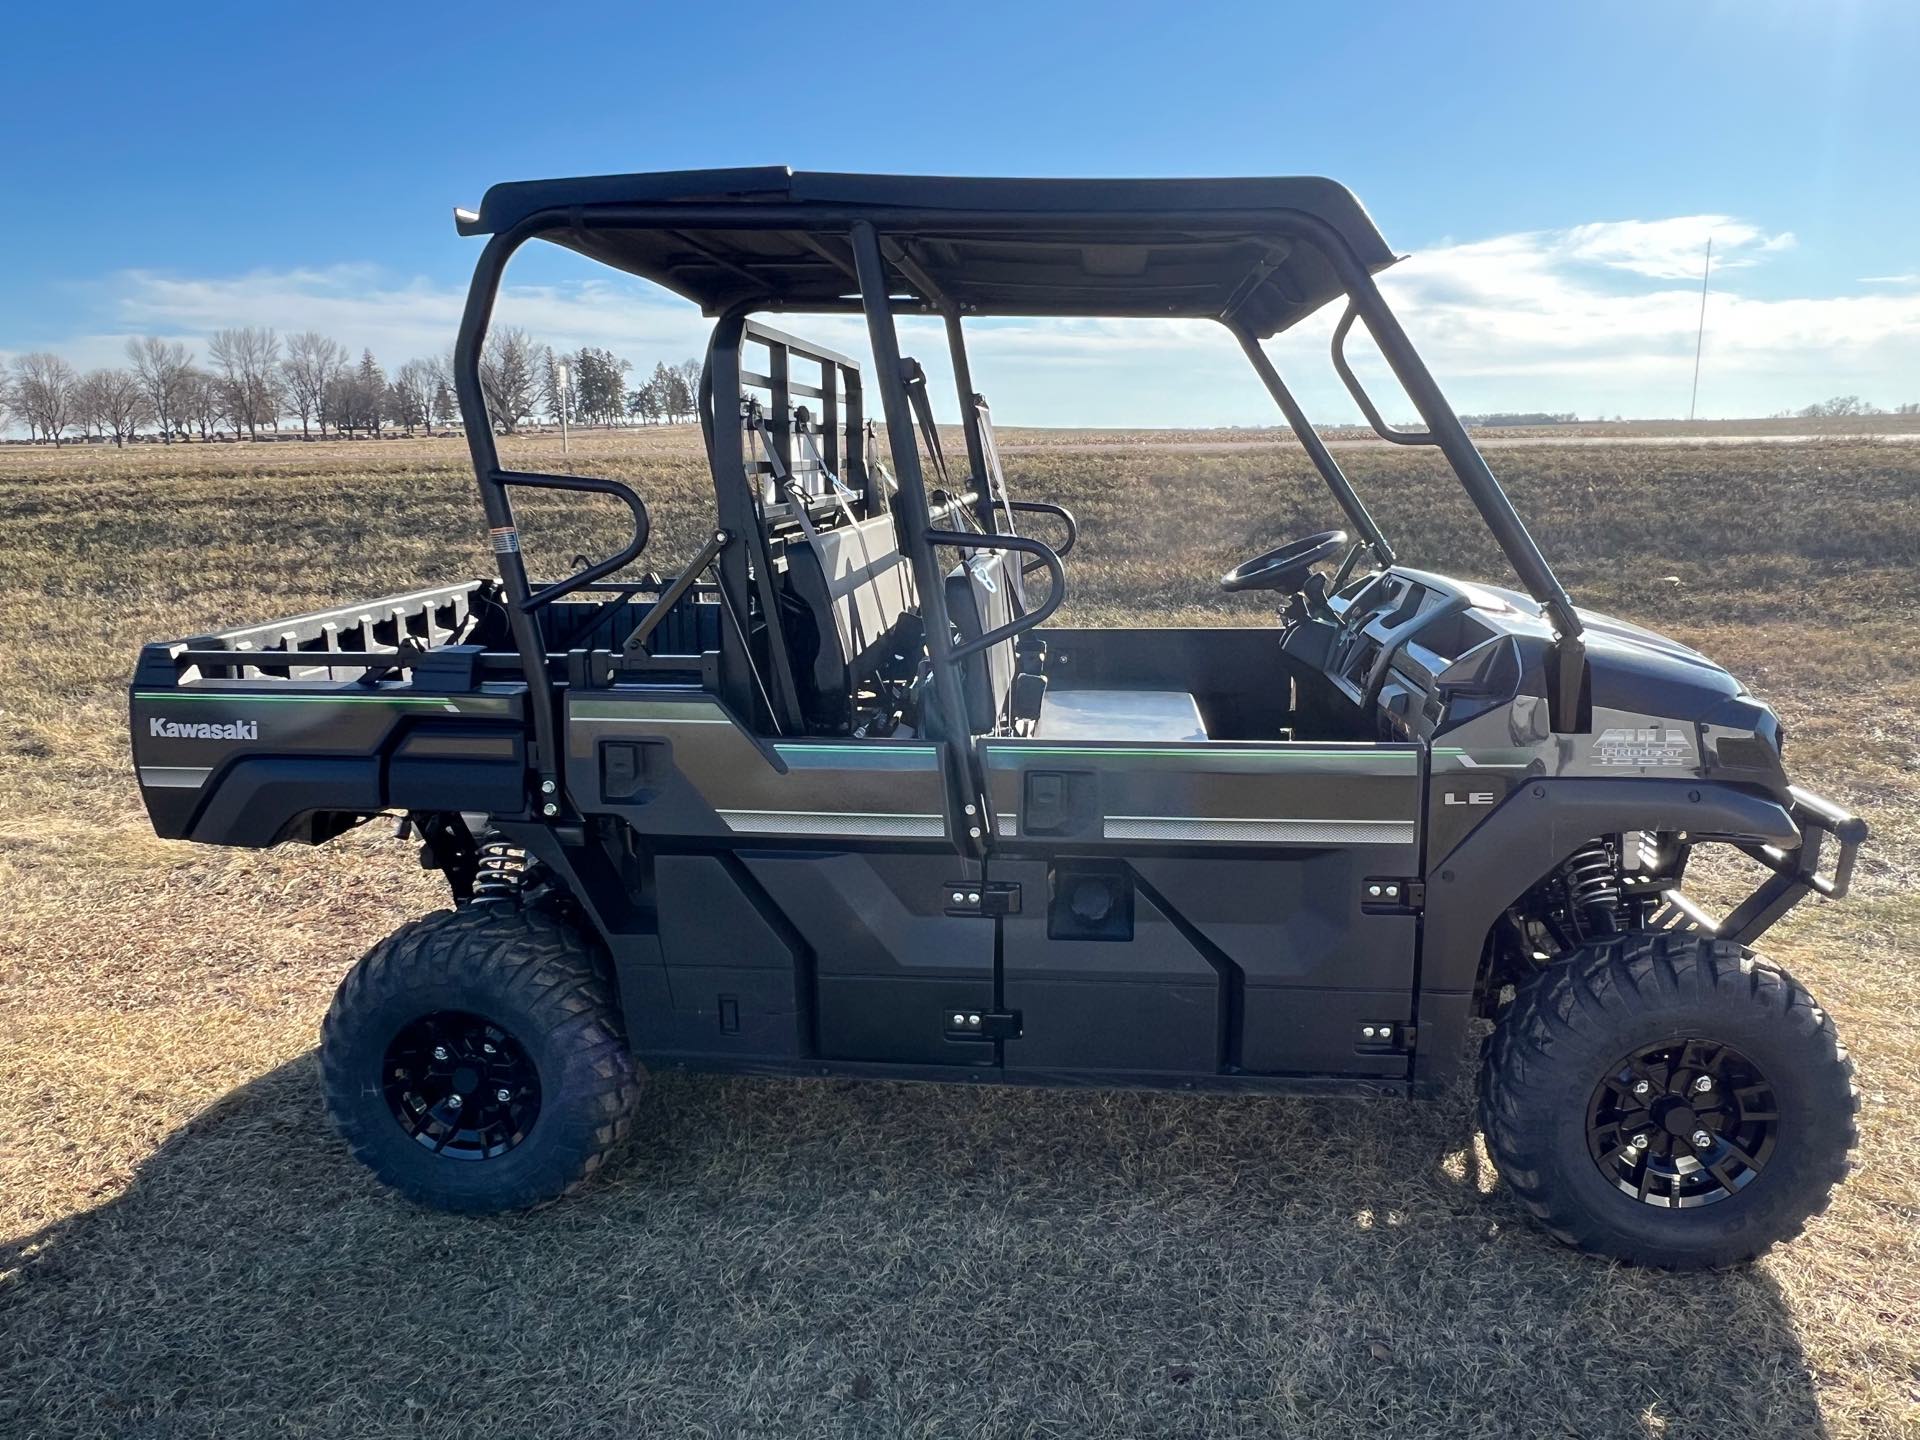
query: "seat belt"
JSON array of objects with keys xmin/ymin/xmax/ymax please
[
  {"xmin": 861, "ymin": 421, "xmax": 918, "ymax": 607},
  {"xmin": 972, "ymin": 395, "xmax": 1025, "ymax": 606},
  {"xmin": 901, "ymin": 360, "xmax": 954, "ymax": 492},
  {"xmin": 745, "ymin": 404, "xmax": 859, "ymax": 660},
  {"xmin": 796, "ymin": 420, "xmax": 911, "ymax": 626}
]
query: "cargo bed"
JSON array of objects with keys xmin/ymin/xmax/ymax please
[{"xmin": 130, "ymin": 581, "xmax": 531, "ymax": 846}]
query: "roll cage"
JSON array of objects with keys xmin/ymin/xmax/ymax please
[{"xmin": 449, "ymin": 168, "xmax": 1590, "ymax": 842}]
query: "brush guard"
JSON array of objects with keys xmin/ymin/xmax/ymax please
[{"xmin": 1649, "ymin": 786, "xmax": 1869, "ymax": 945}]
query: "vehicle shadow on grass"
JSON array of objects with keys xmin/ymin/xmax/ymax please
[{"xmin": 1, "ymin": 1055, "xmax": 1826, "ymax": 1440}]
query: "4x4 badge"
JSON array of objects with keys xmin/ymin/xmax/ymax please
[{"xmin": 1592, "ymin": 725, "xmax": 1693, "ymax": 767}]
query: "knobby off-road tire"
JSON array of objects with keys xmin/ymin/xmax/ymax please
[
  {"xmin": 320, "ymin": 905, "xmax": 638, "ymax": 1212},
  {"xmin": 1479, "ymin": 931, "xmax": 1857, "ymax": 1269}
]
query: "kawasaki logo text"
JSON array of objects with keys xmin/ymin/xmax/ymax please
[{"xmin": 149, "ymin": 717, "xmax": 259, "ymax": 741}]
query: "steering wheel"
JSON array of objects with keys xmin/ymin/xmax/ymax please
[{"xmin": 1220, "ymin": 529, "xmax": 1348, "ymax": 594}]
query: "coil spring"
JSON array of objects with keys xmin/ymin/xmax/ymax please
[
  {"xmin": 472, "ymin": 838, "xmax": 528, "ymax": 900},
  {"xmin": 1563, "ymin": 842, "xmax": 1623, "ymax": 936}
]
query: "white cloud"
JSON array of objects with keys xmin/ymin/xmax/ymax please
[
  {"xmin": 1361, "ymin": 216, "xmax": 1920, "ymax": 416},
  {"xmin": 1558, "ymin": 215, "xmax": 1791, "ymax": 280},
  {"xmin": 18, "ymin": 213, "xmax": 1920, "ymax": 424}
]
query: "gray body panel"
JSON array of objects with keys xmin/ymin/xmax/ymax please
[{"xmin": 130, "ymin": 576, "xmax": 1846, "ymax": 1099}]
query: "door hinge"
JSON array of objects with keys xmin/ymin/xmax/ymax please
[
  {"xmin": 1362, "ymin": 878, "xmax": 1423, "ymax": 913},
  {"xmin": 943, "ymin": 881, "xmax": 1022, "ymax": 917}
]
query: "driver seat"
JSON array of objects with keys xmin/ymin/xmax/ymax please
[
  {"xmin": 942, "ymin": 554, "xmax": 1207, "ymax": 741},
  {"xmin": 1036, "ymin": 688, "xmax": 1208, "ymax": 741}
]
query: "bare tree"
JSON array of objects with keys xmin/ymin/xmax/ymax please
[
  {"xmin": 478, "ymin": 326, "xmax": 539, "ymax": 433},
  {"xmin": 125, "ymin": 337, "xmax": 194, "ymax": 442},
  {"xmin": 281, "ymin": 332, "xmax": 346, "ymax": 439},
  {"xmin": 677, "ymin": 358, "xmax": 703, "ymax": 418},
  {"xmin": 390, "ymin": 359, "xmax": 438, "ymax": 436},
  {"xmin": 9, "ymin": 353, "xmax": 79, "ymax": 446},
  {"xmin": 73, "ymin": 371, "xmax": 104, "ymax": 440},
  {"xmin": 76, "ymin": 368, "xmax": 154, "ymax": 447},
  {"xmin": 208, "ymin": 327, "xmax": 283, "ymax": 439},
  {"xmin": 1797, "ymin": 395, "xmax": 1869, "ymax": 419},
  {"xmin": 180, "ymin": 367, "xmax": 220, "ymax": 440}
]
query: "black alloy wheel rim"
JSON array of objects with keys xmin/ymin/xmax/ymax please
[
  {"xmin": 382, "ymin": 1011, "xmax": 542, "ymax": 1160},
  {"xmin": 1586, "ymin": 1037, "xmax": 1778, "ymax": 1208}
]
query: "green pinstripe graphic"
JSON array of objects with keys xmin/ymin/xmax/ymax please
[
  {"xmin": 984, "ymin": 744, "xmax": 1419, "ymax": 764},
  {"xmin": 134, "ymin": 691, "xmax": 510, "ymax": 712},
  {"xmin": 570, "ymin": 700, "xmax": 941, "ymax": 766},
  {"xmin": 1431, "ymin": 746, "xmax": 1535, "ymax": 764},
  {"xmin": 571, "ymin": 699, "xmax": 727, "ymax": 722},
  {"xmin": 774, "ymin": 742, "xmax": 938, "ymax": 754},
  {"xmin": 774, "ymin": 742, "xmax": 939, "ymax": 769}
]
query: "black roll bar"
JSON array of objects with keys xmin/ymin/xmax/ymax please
[
  {"xmin": 452, "ymin": 230, "xmax": 566, "ymax": 803},
  {"xmin": 462, "ymin": 199, "xmax": 1580, "ymax": 632},
  {"xmin": 704, "ymin": 309, "xmax": 805, "ymax": 732},
  {"xmin": 849, "ymin": 220, "xmax": 989, "ymax": 850},
  {"xmin": 455, "ymin": 194, "xmax": 1597, "ymax": 814},
  {"xmin": 1230, "ymin": 323, "xmax": 1394, "ymax": 568},
  {"xmin": 1304, "ymin": 242, "xmax": 1583, "ymax": 646},
  {"xmin": 941, "ymin": 311, "xmax": 996, "ymax": 532}
]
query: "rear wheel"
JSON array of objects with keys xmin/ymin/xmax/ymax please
[
  {"xmin": 321, "ymin": 905, "xmax": 638, "ymax": 1212},
  {"xmin": 1479, "ymin": 931, "xmax": 1856, "ymax": 1268}
]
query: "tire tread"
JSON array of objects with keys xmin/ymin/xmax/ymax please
[
  {"xmin": 1479, "ymin": 931, "xmax": 1857, "ymax": 1268},
  {"xmin": 320, "ymin": 905, "xmax": 639, "ymax": 1212}
]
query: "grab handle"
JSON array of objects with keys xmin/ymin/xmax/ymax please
[
  {"xmin": 927, "ymin": 529, "xmax": 1067, "ymax": 659},
  {"xmin": 1332, "ymin": 304, "xmax": 1437, "ymax": 448},
  {"xmin": 493, "ymin": 470, "xmax": 652, "ymax": 611},
  {"xmin": 1005, "ymin": 499, "xmax": 1078, "ymax": 568}
]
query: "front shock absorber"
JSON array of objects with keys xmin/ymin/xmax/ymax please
[{"xmin": 1563, "ymin": 841, "xmax": 1624, "ymax": 937}]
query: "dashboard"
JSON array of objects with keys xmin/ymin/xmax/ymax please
[{"xmin": 1290, "ymin": 568, "xmax": 1541, "ymax": 742}]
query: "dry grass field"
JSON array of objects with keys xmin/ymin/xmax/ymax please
[{"xmin": 1, "ymin": 427, "xmax": 1916, "ymax": 1439}]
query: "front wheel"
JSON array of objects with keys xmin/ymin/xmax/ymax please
[
  {"xmin": 1479, "ymin": 932, "xmax": 1856, "ymax": 1268},
  {"xmin": 320, "ymin": 906, "xmax": 638, "ymax": 1212}
]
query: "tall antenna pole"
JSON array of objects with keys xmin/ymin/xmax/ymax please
[{"xmin": 1688, "ymin": 236, "xmax": 1712, "ymax": 422}]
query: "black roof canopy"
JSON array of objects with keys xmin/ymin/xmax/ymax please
[{"xmin": 457, "ymin": 167, "xmax": 1400, "ymax": 337}]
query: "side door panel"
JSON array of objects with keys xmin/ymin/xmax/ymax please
[
  {"xmin": 983, "ymin": 739, "xmax": 1422, "ymax": 1078},
  {"xmin": 568, "ymin": 693, "xmax": 993, "ymax": 1069},
  {"xmin": 743, "ymin": 851, "xmax": 995, "ymax": 1067},
  {"xmin": 994, "ymin": 857, "xmax": 1222, "ymax": 1075}
]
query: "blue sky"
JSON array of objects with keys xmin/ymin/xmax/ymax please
[{"xmin": 3, "ymin": 0, "xmax": 1916, "ymax": 424}]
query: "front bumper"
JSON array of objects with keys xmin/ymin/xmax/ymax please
[{"xmin": 1652, "ymin": 785, "xmax": 1869, "ymax": 945}]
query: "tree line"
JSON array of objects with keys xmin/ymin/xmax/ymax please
[
  {"xmin": 1, "ymin": 327, "xmax": 702, "ymax": 446},
  {"xmin": 1787, "ymin": 395, "xmax": 1920, "ymax": 419}
]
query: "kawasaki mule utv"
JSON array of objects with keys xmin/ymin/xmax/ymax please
[{"xmin": 130, "ymin": 169, "xmax": 1868, "ymax": 1267}]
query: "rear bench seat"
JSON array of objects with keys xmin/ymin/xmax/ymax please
[
  {"xmin": 784, "ymin": 510, "xmax": 915, "ymax": 703},
  {"xmin": 946, "ymin": 552, "xmax": 1210, "ymax": 742}
]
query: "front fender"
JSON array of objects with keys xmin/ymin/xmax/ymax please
[
  {"xmin": 1423, "ymin": 777, "xmax": 1797, "ymax": 994},
  {"xmin": 1410, "ymin": 778, "xmax": 1798, "ymax": 1095}
]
